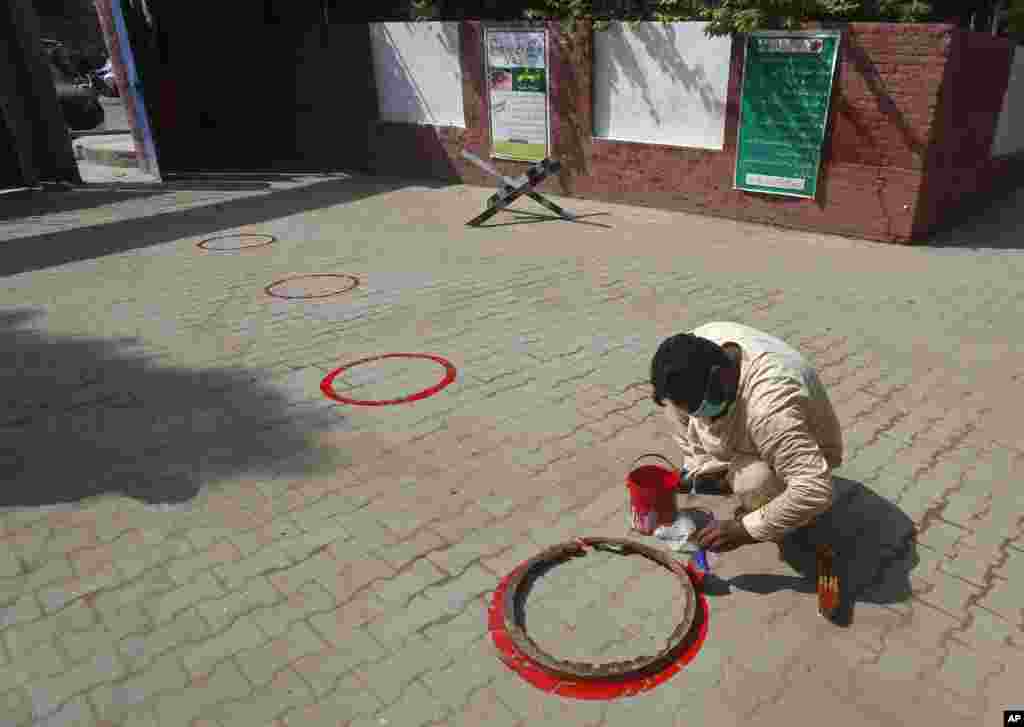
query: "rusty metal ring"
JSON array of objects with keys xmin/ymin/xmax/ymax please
[{"xmin": 501, "ymin": 537, "xmax": 699, "ymax": 681}]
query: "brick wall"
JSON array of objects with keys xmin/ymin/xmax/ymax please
[
  {"xmin": 364, "ymin": 21, "xmax": 1020, "ymax": 244},
  {"xmin": 913, "ymin": 30, "xmax": 1018, "ymax": 239},
  {"xmin": 134, "ymin": 16, "xmax": 1016, "ymax": 240}
]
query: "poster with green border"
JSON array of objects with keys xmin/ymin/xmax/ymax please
[
  {"xmin": 734, "ymin": 31, "xmax": 841, "ymax": 199},
  {"xmin": 485, "ymin": 28, "xmax": 550, "ymax": 163}
]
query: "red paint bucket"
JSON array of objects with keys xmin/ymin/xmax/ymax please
[{"xmin": 626, "ymin": 454, "xmax": 681, "ymax": 535}]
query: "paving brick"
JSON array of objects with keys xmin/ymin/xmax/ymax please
[
  {"xmin": 365, "ymin": 591, "xmax": 452, "ymax": 650},
  {"xmin": 480, "ymin": 540, "xmax": 541, "ymax": 579},
  {"xmin": 29, "ymin": 649, "xmax": 123, "ymax": 721},
  {"xmin": 916, "ymin": 520, "xmax": 967, "ymax": 556},
  {"xmin": 334, "ymin": 511, "xmax": 403, "ymax": 552},
  {"xmin": 222, "ymin": 519, "xmax": 294, "ymax": 559},
  {"xmin": 976, "ymin": 580, "xmax": 1023, "ymax": 626},
  {"xmin": 491, "ymin": 668, "xmax": 609, "ymax": 725},
  {"xmin": 153, "ymin": 658, "xmax": 251, "ymax": 726},
  {"xmin": 93, "ymin": 570, "xmax": 178, "ymax": 623},
  {"xmin": 165, "ymin": 541, "xmax": 244, "ymax": 585},
  {"xmin": 0, "ymin": 591, "xmax": 43, "ymax": 632},
  {"xmin": 39, "ymin": 563, "xmax": 122, "ymax": 615},
  {"xmin": 89, "ymin": 651, "xmax": 188, "ymax": 724},
  {"xmin": 374, "ymin": 530, "xmax": 448, "ymax": 570},
  {"xmin": 61, "ymin": 622, "xmax": 128, "ymax": 667},
  {"xmin": 115, "ymin": 536, "xmax": 196, "ymax": 582},
  {"xmin": 995, "ymin": 546, "xmax": 1024, "ymax": 581},
  {"xmin": 307, "ymin": 588, "xmax": 390, "ymax": 639},
  {"xmin": 933, "ymin": 641, "xmax": 1004, "ymax": 698},
  {"xmin": 196, "ymin": 576, "xmax": 281, "ymax": 633},
  {"xmin": 0, "ymin": 640, "xmax": 67, "ymax": 689},
  {"xmin": 119, "ymin": 607, "xmax": 207, "ymax": 674},
  {"xmin": 957, "ymin": 606, "xmax": 1021, "ymax": 656},
  {"xmin": 3, "ymin": 609, "xmax": 62, "ymax": 661},
  {"xmin": 181, "ymin": 616, "xmax": 265, "ymax": 678},
  {"xmin": 938, "ymin": 547, "xmax": 992, "ymax": 587},
  {"xmin": 361, "ymin": 634, "xmax": 447, "ymax": 706},
  {"xmin": 288, "ymin": 491, "xmax": 363, "ymax": 531},
  {"xmin": 426, "ymin": 530, "xmax": 518, "ymax": 575},
  {"xmin": 212, "ymin": 543, "xmax": 296, "ymax": 591},
  {"xmin": 375, "ymin": 679, "xmax": 449, "ymax": 727},
  {"xmin": 146, "ymin": 571, "xmax": 226, "ymax": 626},
  {"xmin": 251, "ymin": 581, "xmax": 335, "ymax": 639},
  {"xmin": 0, "ymin": 687, "xmax": 32, "ymax": 727},
  {"xmin": 184, "ymin": 526, "xmax": 237, "ymax": 553},
  {"xmin": 34, "ymin": 694, "xmax": 93, "ymax": 727},
  {"xmin": 429, "ymin": 503, "xmax": 498, "ymax": 543},
  {"xmin": 420, "ymin": 647, "xmax": 502, "ymax": 716},
  {"xmin": 265, "ymin": 551, "xmax": 340, "ymax": 595},
  {"xmin": 21, "ymin": 557, "xmax": 74, "ymax": 593},
  {"xmin": 237, "ymin": 620, "xmax": 326, "ymax": 687},
  {"xmin": 203, "ymin": 668, "xmax": 314, "ymax": 726},
  {"xmin": 281, "ymin": 673, "xmax": 382, "ymax": 726},
  {"xmin": 373, "ymin": 558, "xmax": 447, "ymax": 605},
  {"xmin": 0, "ymin": 546, "xmax": 22, "ymax": 579},
  {"xmin": 280, "ymin": 523, "xmax": 354, "ymax": 563}
]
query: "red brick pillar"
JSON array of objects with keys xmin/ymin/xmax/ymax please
[{"xmin": 92, "ymin": 0, "xmax": 147, "ymax": 172}]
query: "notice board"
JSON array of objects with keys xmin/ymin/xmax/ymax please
[
  {"xmin": 484, "ymin": 27, "xmax": 550, "ymax": 163},
  {"xmin": 734, "ymin": 31, "xmax": 841, "ymax": 199}
]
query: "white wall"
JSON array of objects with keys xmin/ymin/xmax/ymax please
[
  {"xmin": 592, "ymin": 22, "xmax": 732, "ymax": 150},
  {"xmin": 992, "ymin": 48, "xmax": 1024, "ymax": 158},
  {"xmin": 369, "ymin": 22, "xmax": 466, "ymax": 128}
]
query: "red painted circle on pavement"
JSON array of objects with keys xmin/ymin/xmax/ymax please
[
  {"xmin": 320, "ymin": 353, "xmax": 457, "ymax": 406},
  {"xmin": 197, "ymin": 233, "xmax": 277, "ymax": 252},
  {"xmin": 265, "ymin": 274, "xmax": 360, "ymax": 300},
  {"xmin": 488, "ymin": 560, "xmax": 709, "ymax": 699}
]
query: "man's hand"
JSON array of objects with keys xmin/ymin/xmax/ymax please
[{"xmin": 694, "ymin": 519, "xmax": 757, "ymax": 553}]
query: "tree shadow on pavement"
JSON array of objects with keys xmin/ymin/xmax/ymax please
[
  {"xmin": 0, "ymin": 172, "xmax": 332, "ymax": 221},
  {"xmin": 728, "ymin": 476, "xmax": 918, "ymax": 627},
  {"xmin": 0, "ymin": 173, "xmax": 447, "ymax": 276},
  {"xmin": 922, "ymin": 184, "xmax": 1024, "ymax": 252},
  {"xmin": 0, "ymin": 308, "xmax": 353, "ymax": 508}
]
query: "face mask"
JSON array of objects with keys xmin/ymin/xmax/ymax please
[
  {"xmin": 690, "ymin": 363, "xmax": 734, "ymax": 420},
  {"xmin": 691, "ymin": 396, "xmax": 733, "ymax": 420}
]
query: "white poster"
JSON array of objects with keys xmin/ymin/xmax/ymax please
[
  {"xmin": 369, "ymin": 23, "xmax": 466, "ymax": 128},
  {"xmin": 485, "ymin": 28, "xmax": 549, "ymax": 162},
  {"xmin": 593, "ymin": 22, "xmax": 732, "ymax": 150}
]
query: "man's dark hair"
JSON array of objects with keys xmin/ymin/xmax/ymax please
[{"xmin": 650, "ymin": 333, "xmax": 731, "ymax": 411}]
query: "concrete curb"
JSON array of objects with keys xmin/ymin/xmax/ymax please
[{"xmin": 73, "ymin": 135, "xmax": 139, "ymax": 168}]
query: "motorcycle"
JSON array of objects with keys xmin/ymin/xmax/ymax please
[{"xmin": 90, "ymin": 60, "xmax": 119, "ymax": 97}]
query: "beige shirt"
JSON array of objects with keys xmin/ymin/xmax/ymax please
[{"xmin": 664, "ymin": 322, "xmax": 843, "ymax": 541}]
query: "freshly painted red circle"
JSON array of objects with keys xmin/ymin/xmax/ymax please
[
  {"xmin": 197, "ymin": 233, "xmax": 277, "ymax": 252},
  {"xmin": 488, "ymin": 559, "xmax": 709, "ymax": 699},
  {"xmin": 264, "ymin": 274, "xmax": 360, "ymax": 300},
  {"xmin": 320, "ymin": 353, "xmax": 457, "ymax": 406}
]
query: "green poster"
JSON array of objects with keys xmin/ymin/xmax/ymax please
[
  {"xmin": 734, "ymin": 31, "xmax": 841, "ymax": 199},
  {"xmin": 485, "ymin": 28, "xmax": 550, "ymax": 163}
]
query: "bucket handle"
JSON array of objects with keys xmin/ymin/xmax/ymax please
[{"xmin": 627, "ymin": 453, "xmax": 680, "ymax": 475}]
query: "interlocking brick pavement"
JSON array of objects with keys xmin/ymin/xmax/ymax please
[{"xmin": 2, "ymin": 176, "xmax": 1024, "ymax": 725}]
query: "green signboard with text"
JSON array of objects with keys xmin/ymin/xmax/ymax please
[{"xmin": 734, "ymin": 31, "xmax": 841, "ymax": 199}]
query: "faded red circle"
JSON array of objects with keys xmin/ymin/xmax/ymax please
[
  {"xmin": 320, "ymin": 353, "xmax": 457, "ymax": 406},
  {"xmin": 264, "ymin": 274, "xmax": 360, "ymax": 300},
  {"xmin": 197, "ymin": 233, "xmax": 276, "ymax": 252},
  {"xmin": 488, "ymin": 560, "xmax": 709, "ymax": 699}
]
